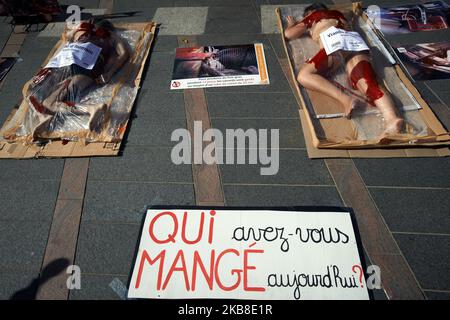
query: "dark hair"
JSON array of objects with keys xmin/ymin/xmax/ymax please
[
  {"xmin": 303, "ymin": 3, "xmax": 328, "ymax": 17},
  {"xmin": 95, "ymin": 19, "xmax": 115, "ymax": 31}
]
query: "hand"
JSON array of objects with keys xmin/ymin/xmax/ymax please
[{"xmin": 286, "ymin": 15, "xmax": 297, "ymax": 27}]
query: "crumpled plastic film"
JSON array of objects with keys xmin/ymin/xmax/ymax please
[
  {"xmin": 1, "ymin": 24, "xmax": 151, "ymax": 144},
  {"xmin": 279, "ymin": 6, "xmax": 428, "ymax": 142}
]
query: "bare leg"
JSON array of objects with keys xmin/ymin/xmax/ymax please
[
  {"xmin": 42, "ymin": 75, "xmax": 93, "ymax": 110},
  {"xmin": 32, "ymin": 74, "xmax": 103, "ymax": 137},
  {"xmin": 345, "ymin": 54, "xmax": 403, "ymax": 135},
  {"xmin": 41, "ymin": 79, "xmax": 71, "ymax": 111},
  {"xmin": 32, "ymin": 112, "xmax": 53, "ymax": 140},
  {"xmin": 297, "ymin": 57, "xmax": 361, "ymax": 118}
]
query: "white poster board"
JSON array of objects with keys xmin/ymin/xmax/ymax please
[
  {"xmin": 128, "ymin": 208, "xmax": 369, "ymax": 300},
  {"xmin": 170, "ymin": 43, "xmax": 269, "ymax": 90}
]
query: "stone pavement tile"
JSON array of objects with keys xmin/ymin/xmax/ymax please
[
  {"xmin": 433, "ymin": 91, "xmax": 450, "ymax": 109},
  {"xmin": 110, "ymin": 8, "xmax": 157, "ymax": 23},
  {"xmin": 360, "ymin": 248, "xmax": 388, "ymax": 300},
  {"xmin": 196, "ymin": 33, "xmax": 270, "ymax": 47},
  {"xmin": 210, "ymin": 118, "xmax": 305, "ymax": 148},
  {"xmin": 353, "ymin": 157, "xmax": 450, "ymax": 188},
  {"xmin": 74, "ymin": 222, "xmax": 141, "ymax": 275},
  {"xmin": 413, "ymin": 82, "xmax": 450, "ymax": 128},
  {"xmin": 426, "ymin": 80, "xmax": 450, "ymax": 94},
  {"xmin": 133, "ymin": 90, "xmax": 185, "ymax": 119},
  {"xmin": 266, "ymin": 34, "xmax": 287, "ymax": 59},
  {"xmin": 0, "ymin": 220, "xmax": 50, "ymax": 273},
  {"xmin": 0, "ymin": 180, "xmax": 59, "ymax": 221},
  {"xmin": 0, "ymin": 91, "xmax": 22, "ymax": 124},
  {"xmin": 206, "ymin": 48, "xmax": 291, "ymax": 93},
  {"xmin": 190, "ymin": 0, "xmax": 254, "ymax": 6},
  {"xmin": 369, "ymin": 188, "xmax": 450, "ymax": 234},
  {"xmin": 141, "ymin": 68, "xmax": 174, "ymax": 92},
  {"xmin": 205, "ymin": 6, "xmax": 261, "ymax": 34},
  {"xmin": 0, "ymin": 22, "xmax": 11, "ymax": 51},
  {"xmin": 59, "ymin": 0, "xmax": 99, "ymax": 8},
  {"xmin": 219, "ymin": 150, "xmax": 333, "ymax": 185},
  {"xmin": 0, "ymin": 159, "xmax": 64, "ymax": 181},
  {"xmin": 394, "ymin": 234, "xmax": 450, "ymax": 291},
  {"xmin": 82, "ymin": 181, "xmax": 195, "ymax": 223},
  {"xmin": 88, "ymin": 146, "xmax": 193, "ymax": 183},
  {"xmin": 223, "ymin": 185, "xmax": 342, "ymax": 207},
  {"xmin": 154, "ymin": 7, "xmax": 209, "ymax": 35},
  {"xmin": 125, "ymin": 117, "xmax": 186, "ymax": 147},
  {"xmin": 424, "ymin": 290, "xmax": 450, "ymax": 300},
  {"xmin": 147, "ymin": 51, "xmax": 176, "ymax": 72},
  {"xmin": 114, "ymin": 0, "xmax": 188, "ymax": 11},
  {"xmin": 207, "ymin": 92, "xmax": 299, "ymax": 119},
  {"xmin": 69, "ymin": 274, "xmax": 129, "ymax": 300},
  {"xmin": 21, "ymin": 34, "xmax": 60, "ymax": 51},
  {"xmin": 372, "ymin": 288, "xmax": 389, "ymax": 300},
  {"xmin": 151, "ymin": 35, "xmax": 179, "ymax": 52},
  {"xmin": 0, "ymin": 272, "xmax": 37, "ymax": 300}
]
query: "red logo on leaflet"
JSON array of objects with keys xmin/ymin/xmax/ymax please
[{"xmin": 172, "ymin": 81, "xmax": 181, "ymax": 88}]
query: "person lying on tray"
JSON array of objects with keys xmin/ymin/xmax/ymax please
[
  {"xmin": 284, "ymin": 3, "xmax": 404, "ymax": 136},
  {"xmin": 25, "ymin": 19, "xmax": 130, "ymax": 140}
]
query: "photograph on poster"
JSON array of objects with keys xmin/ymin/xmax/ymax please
[
  {"xmin": 170, "ymin": 44, "xmax": 269, "ymax": 90},
  {"xmin": 395, "ymin": 41, "xmax": 450, "ymax": 80},
  {"xmin": 366, "ymin": 1, "xmax": 450, "ymax": 35}
]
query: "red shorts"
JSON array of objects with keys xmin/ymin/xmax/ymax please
[{"xmin": 307, "ymin": 48, "xmax": 329, "ymax": 73}]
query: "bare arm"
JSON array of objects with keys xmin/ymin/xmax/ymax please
[
  {"xmin": 101, "ymin": 33, "xmax": 130, "ymax": 82},
  {"xmin": 284, "ymin": 16, "xmax": 308, "ymax": 40},
  {"xmin": 65, "ymin": 27, "xmax": 77, "ymax": 42}
]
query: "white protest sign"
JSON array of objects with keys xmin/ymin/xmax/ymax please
[
  {"xmin": 45, "ymin": 42, "xmax": 102, "ymax": 70},
  {"xmin": 128, "ymin": 208, "xmax": 370, "ymax": 300},
  {"xmin": 320, "ymin": 26, "xmax": 370, "ymax": 55}
]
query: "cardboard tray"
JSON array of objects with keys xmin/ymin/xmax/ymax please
[
  {"xmin": 275, "ymin": 2, "xmax": 450, "ymax": 158},
  {"xmin": 0, "ymin": 21, "xmax": 156, "ymax": 159}
]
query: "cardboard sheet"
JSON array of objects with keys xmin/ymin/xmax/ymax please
[
  {"xmin": 0, "ymin": 21, "xmax": 156, "ymax": 159},
  {"xmin": 276, "ymin": 2, "xmax": 450, "ymax": 158}
]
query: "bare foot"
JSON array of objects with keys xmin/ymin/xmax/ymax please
[
  {"xmin": 86, "ymin": 104, "xmax": 107, "ymax": 131},
  {"xmin": 378, "ymin": 118, "xmax": 404, "ymax": 144},
  {"xmin": 343, "ymin": 99, "xmax": 362, "ymax": 119},
  {"xmin": 32, "ymin": 113, "xmax": 53, "ymax": 140},
  {"xmin": 384, "ymin": 118, "xmax": 404, "ymax": 135},
  {"xmin": 286, "ymin": 16, "xmax": 296, "ymax": 27},
  {"xmin": 29, "ymin": 95, "xmax": 46, "ymax": 114}
]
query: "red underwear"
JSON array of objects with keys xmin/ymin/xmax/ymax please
[
  {"xmin": 303, "ymin": 10, "xmax": 348, "ymax": 29},
  {"xmin": 307, "ymin": 48, "xmax": 328, "ymax": 72},
  {"xmin": 349, "ymin": 60, "xmax": 384, "ymax": 102}
]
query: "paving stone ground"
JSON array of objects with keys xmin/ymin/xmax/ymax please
[{"xmin": 0, "ymin": 0, "xmax": 449, "ymax": 300}]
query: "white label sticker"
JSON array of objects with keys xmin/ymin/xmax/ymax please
[
  {"xmin": 45, "ymin": 42, "xmax": 102, "ymax": 70},
  {"xmin": 320, "ymin": 27, "xmax": 370, "ymax": 55}
]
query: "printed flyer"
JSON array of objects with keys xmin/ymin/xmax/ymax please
[{"xmin": 170, "ymin": 44, "xmax": 269, "ymax": 90}]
